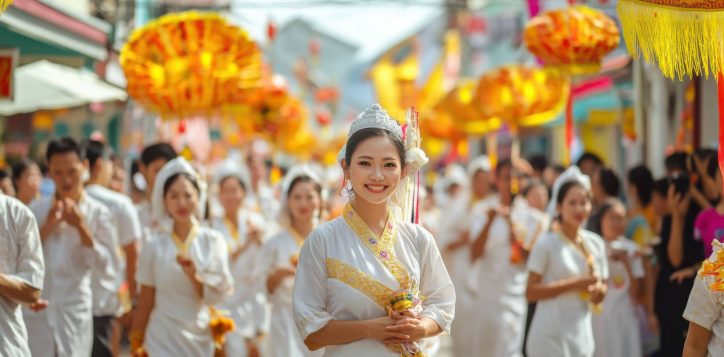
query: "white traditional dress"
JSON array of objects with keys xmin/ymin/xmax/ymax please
[
  {"xmin": 466, "ymin": 196, "xmax": 547, "ymax": 357},
  {"xmin": 256, "ymin": 227, "xmax": 323, "ymax": 357},
  {"xmin": 592, "ymin": 237, "xmax": 644, "ymax": 357},
  {"xmin": 24, "ymin": 194, "xmax": 114, "ymax": 357},
  {"xmin": 0, "ymin": 195, "xmax": 44, "ymax": 357},
  {"xmin": 683, "ymin": 245, "xmax": 724, "ymax": 357},
  {"xmin": 136, "ymin": 224, "xmax": 233, "ymax": 356},
  {"xmin": 293, "ymin": 205, "xmax": 455, "ymax": 356},
  {"xmin": 208, "ymin": 211, "xmax": 269, "ymax": 356},
  {"xmin": 86, "ymin": 184, "xmax": 139, "ymax": 318},
  {"xmin": 526, "ymin": 230, "xmax": 609, "ymax": 357}
]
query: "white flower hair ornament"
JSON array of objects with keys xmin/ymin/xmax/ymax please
[
  {"xmin": 213, "ymin": 158, "xmax": 251, "ymax": 193},
  {"xmin": 546, "ymin": 166, "xmax": 591, "ymax": 218},
  {"xmin": 151, "ymin": 157, "xmax": 208, "ymax": 230}
]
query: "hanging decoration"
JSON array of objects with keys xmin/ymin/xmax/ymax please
[
  {"xmin": 435, "ymin": 80, "xmax": 501, "ymax": 136},
  {"xmin": 616, "ymin": 0, "xmax": 724, "ymax": 192},
  {"xmin": 472, "ymin": 65, "xmax": 569, "ymax": 164},
  {"xmin": 473, "ymin": 65, "xmax": 569, "ymax": 128},
  {"xmin": 226, "ymin": 74, "xmax": 309, "ymax": 155},
  {"xmin": 524, "ymin": 5, "xmax": 620, "ymax": 164},
  {"xmin": 120, "ymin": 12, "xmax": 263, "ymax": 118},
  {"xmin": 524, "ymin": 5, "xmax": 620, "ymax": 75}
]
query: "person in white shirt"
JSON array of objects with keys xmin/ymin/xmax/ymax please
[
  {"xmin": 24, "ymin": 137, "xmax": 115, "ymax": 357},
  {"xmin": 11, "ymin": 159, "xmax": 41, "ymax": 205},
  {"xmin": 84, "ymin": 140, "xmax": 143, "ymax": 356},
  {"xmin": 136, "ymin": 143, "xmax": 177, "ymax": 246},
  {"xmin": 589, "ymin": 198, "xmax": 644, "ymax": 357},
  {"xmin": 209, "ymin": 159, "xmax": 269, "ymax": 356},
  {"xmin": 0, "ymin": 194, "xmax": 44, "ymax": 357},
  {"xmin": 256, "ymin": 165, "xmax": 325, "ymax": 357},
  {"xmin": 467, "ymin": 159, "xmax": 546, "ymax": 357},
  {"xmin": 293, "ymin": 104, "xmax": 454, "ymax": 355},
  {"xmin": 131, "ymin": 157, "xmax": 233, "ymax": 356}
]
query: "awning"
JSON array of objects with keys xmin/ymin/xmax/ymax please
[{"xmin": 0, "ymin": 60, "xmax": 127, "ymax": 116}]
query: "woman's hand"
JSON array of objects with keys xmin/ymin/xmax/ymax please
[
  {"xmin": 363, "ymin": 316, "xmax": 413, "ymax": 343},
  {"xmin": 589, "ymin": 281, "xmax": 607, "ymax": 305},
  {"xmin": 266, "ymin": 267, "xmax": 296, "ymax": 294},
  {"xmin": 574, "ymin": 276, "xmax": 599, "ymax": 291},
  {"xmin": 670, "ymin": 266, "xmax": 697, "ymax": 284},
  {"xmin": 384, "ymin": 315, "xmax": 427, "ymax": 344},
  {"xmin": 176, "ymin": 255, "xmax": 197, "ymax": 280}
]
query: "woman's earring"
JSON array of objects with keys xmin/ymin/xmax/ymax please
[{"xmin": 342, "ymin": 180, "xmax": 354, "ymax": 199}]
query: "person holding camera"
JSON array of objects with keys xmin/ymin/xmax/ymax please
[{"xmin": 650, "ymin": 173, "xmax": 705, "ymax": 356}]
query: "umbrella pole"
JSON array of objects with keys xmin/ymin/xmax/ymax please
[{"xmin": 718, "ymin": 73, "xmax": 724, "ymax": 192}]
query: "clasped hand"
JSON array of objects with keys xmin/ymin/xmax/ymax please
[{"xmin": 368, "ymin": 313, "xmax": 427, "ymax": 345}]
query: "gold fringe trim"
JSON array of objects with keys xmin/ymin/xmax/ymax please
[
  {"xmin": 0, "ymin": 0, "xmax": 12, "ymax": 12},
  {"xmin": 618, "ymin": 0, "xmax": 724, "ymax": 79}
]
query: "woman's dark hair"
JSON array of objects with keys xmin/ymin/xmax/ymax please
[
  {"xmin": 627, "ymin": 165, "xmax": 654, "ymax": 206},
  {"xmin": 597, "ymin": 168, "xmax": 621, "ymax": 198},
  {"xmin": 219, "ymin": 176, "xmax": 247, "ymax": 193},
  {"xmin": 287, "ymin": 175, "xmax": 323, "ymax": 219},
  {"xmin": 665, "ymin": 152, "xmax": 689, "ymax": 173},
  {"xmin": 652, "ymin": 178, "xmax": 670, "ymax": 197},
  {"xmin": 11, "ymin": 159, "xmax": 38, "ymax": 183},
  {"xmin": 589, "ymin": 198, "xmax": 624, "ymax": 235},
  {"xmin": 556, "ymin": 180, "xmax": 589, "ymax": 206},
  {"xmin": 141, "ymin": 142, "xmax": 177, "ymax": 166},
  {"xmin": 576, "ymin": 152, "xmax": 603, "ymax": 168},
  {"xmin": 344, "ymin": 128, "xmax": 405, "ymax": 166},
  {"xmin": 162, "ymin": 173, "xmax": 200, "ymax": 197}
]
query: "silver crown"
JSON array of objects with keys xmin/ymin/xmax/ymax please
[{"xmin": 348, "ymin": 104, "xmax": 402, "ymax": 139}]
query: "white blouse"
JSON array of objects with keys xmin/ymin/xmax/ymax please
[
  {"xmin": 526, "ymin": 230, "xmax": 609, "ymax": 357},
  {"xmin": 136, "ymin": 225, "xmax": 233, "ymax": 356},
  {"xmin": 683, "ymin": 247, "xmax": 724, "ymax": 357},
  {"xmin": 293, "ymin": 205, "xmax": 455, "ymax": 356},
  {"xmin": 0, "ymin": 195, "xmax": 44, "ymax": 357}
]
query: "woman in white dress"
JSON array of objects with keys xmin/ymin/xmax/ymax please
[
  {"xmin": 526, "ymin": 167, "xmax": 609, "ymax": 357},
  {"xmin": 255, "ymin": 165, "xmax": 325, "ymax": 357},
  {"xmin": 209, "ymin": 159, "xmax": 268, "ymax": 357},
  {"xmin": 590, "ymin": 198, "xmax": 644, "ymax": 357},
  {"xmin": 293, "ymin": 104, "xmax": 455, "ymax": 356},
  {"xmin": 131, "ymin": 157, "xmax": 233, "ymax": 356}
]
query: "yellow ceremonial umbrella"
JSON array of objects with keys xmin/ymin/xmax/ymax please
[
  {"xmin": 120, "ymin": 11, "xmax": 263, "ymax": 118},
  {"xmin": 471, "ymin": 65, "xmax": 570, "ymax": 163},
  {"xmin": 524, "ymin": 5, "xmax": 620, "ymax": 164}
]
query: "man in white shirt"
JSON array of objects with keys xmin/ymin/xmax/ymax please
[
  {"xmin": 0, "ymin": 194, "xmax": 44, "ymax": 357},
  {"xmin": 84, "ymin": 140, "xmax": 142, "ymax": 357},
  {"xmin": 24, "ymin": 137, "xmax": 115, "ymax": 357},
  {"xmin": 136, "ymin": 142, "xmax": 177, "ymax": 245}
]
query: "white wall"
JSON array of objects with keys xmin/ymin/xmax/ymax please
[
  {"xmin": 44, "ymin": 0, "xmax": 90, "ymax": 16},
  {"xmin": 700, "ymin": 77, "xmax": 719, "ymax": 149}
]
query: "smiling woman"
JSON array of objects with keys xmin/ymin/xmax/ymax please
[
  {"xmin": 292, "ymin": 104, "xmax": 455, "ymax": 357},
  {"xmin": 130, "ymin": 157, "xmax": 233, "ymax": 357}
]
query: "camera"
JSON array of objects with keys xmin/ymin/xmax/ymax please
[{"xmin": 669, "ymin": 173, "xmax": 690, "ymax": 195}]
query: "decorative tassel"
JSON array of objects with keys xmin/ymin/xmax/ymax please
[
  {"xmin": 618, "ymin": 0, "xmax": 724, "ymax": 79},
  {"xmin": 0, "ymin": 0, "xmax": 12, "ymax": 12}
]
